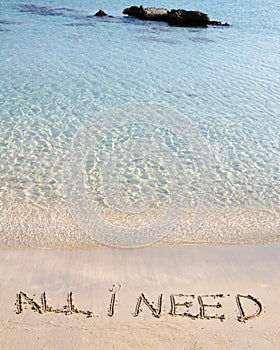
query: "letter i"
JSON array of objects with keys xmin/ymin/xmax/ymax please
[{"xmin": 108, "ymin": 284, "xmax": 121, "ymax": 317}]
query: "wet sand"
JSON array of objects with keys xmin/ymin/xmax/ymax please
[{"xmin": 0, "ymin": 204, "xmax": 279, "ymax": 247}]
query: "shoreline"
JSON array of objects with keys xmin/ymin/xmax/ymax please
[{"xmin": 0, "ymin": 204, "xmax": 279, "ymax": 248}]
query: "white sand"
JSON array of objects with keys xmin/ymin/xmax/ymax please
[
  {"xmin": 0, "ymin": 205, "xmax": 279, "ymax": 247},
  {"xmin": 0, "ymin": 243, "xmax": 279, "ymax": 349}
]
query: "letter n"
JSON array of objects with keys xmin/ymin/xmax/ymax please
[{"xmin": 133, "ymin": 293, "xmax": 163, "ymax": 318}]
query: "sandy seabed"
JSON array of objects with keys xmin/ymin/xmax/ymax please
[
  {"xmin": 0, "ymin": 205, "xmax": 279, "ymax": 248},
  {"xmin": 0, "ymin": 243, "xmax": 279, "ymax": 349}
]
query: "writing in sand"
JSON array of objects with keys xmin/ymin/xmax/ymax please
[{"xmin": 15, "ymin": 285, "xmax": 262, "ymax": 323}]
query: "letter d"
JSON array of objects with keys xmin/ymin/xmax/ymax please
[{"xmin": 236, "ymin": 294, "xmax": 262, "ymax": 323}]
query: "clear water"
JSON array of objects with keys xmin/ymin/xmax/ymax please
[{"xmin": 0, "ymin": 0, "xmax": 279, "ymax": 247}]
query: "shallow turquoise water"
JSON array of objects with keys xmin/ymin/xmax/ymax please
[{"xmin": 0, "ymin": 1, "xmax": 279, "ymax": 246}]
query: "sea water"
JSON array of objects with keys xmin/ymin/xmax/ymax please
[{"xmin": 0, "ymin": 0, "xmax": 279, "ymax": 247}]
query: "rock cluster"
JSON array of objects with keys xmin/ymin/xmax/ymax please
[{"xmin": 123, "ymin": 6, "xmax": 229, "ymax": 27}]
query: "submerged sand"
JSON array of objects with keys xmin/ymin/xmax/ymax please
[
  {"xmin": 0, "ymin": 204, "xmax": 279, "ymax": 248},
  {"xmin": 0, "ymin": 244, "xmax": 279, "ymax": 349}
]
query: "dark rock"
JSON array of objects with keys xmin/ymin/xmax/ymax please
[
  {"xmin": 123, "ymin": 6, "xmax": 143, "ymax": 18},
  {"xmin": 123, "ymin": 6, "xmax": 229, "ymax": 27},
  {"xmin": 208, "ymin": 20, "xmax": 221, "ymax": 26},
  {"xmin": 123, "ymin": 6, "xmax": 209, "ymax": 26},
  {"xmin": 208, "ymin": 20, "xmax": 230, "ymax": 26},
  {"xmin": 167, "ymin": 9, "xmax": 209, "ymax": 27},
  {"xmin": 94, "ymin": 10, "xmax": 107, "ymax": 17},
  {"xmin": 123, "ymin": 6, "xmax": 168, "ymax": 21}
]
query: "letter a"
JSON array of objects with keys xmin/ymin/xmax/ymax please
[{"xmin": 15, "ymin": 291, "xmax": 42, "ymax": 314}]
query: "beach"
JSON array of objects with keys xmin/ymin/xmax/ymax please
[
  {"xmin": 1, "ymin": 0, "xmax": 280, "ymax": 348},
  {"xmin": 0, "ymin": 244, "xmax": 279, "ymax": 349}
]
